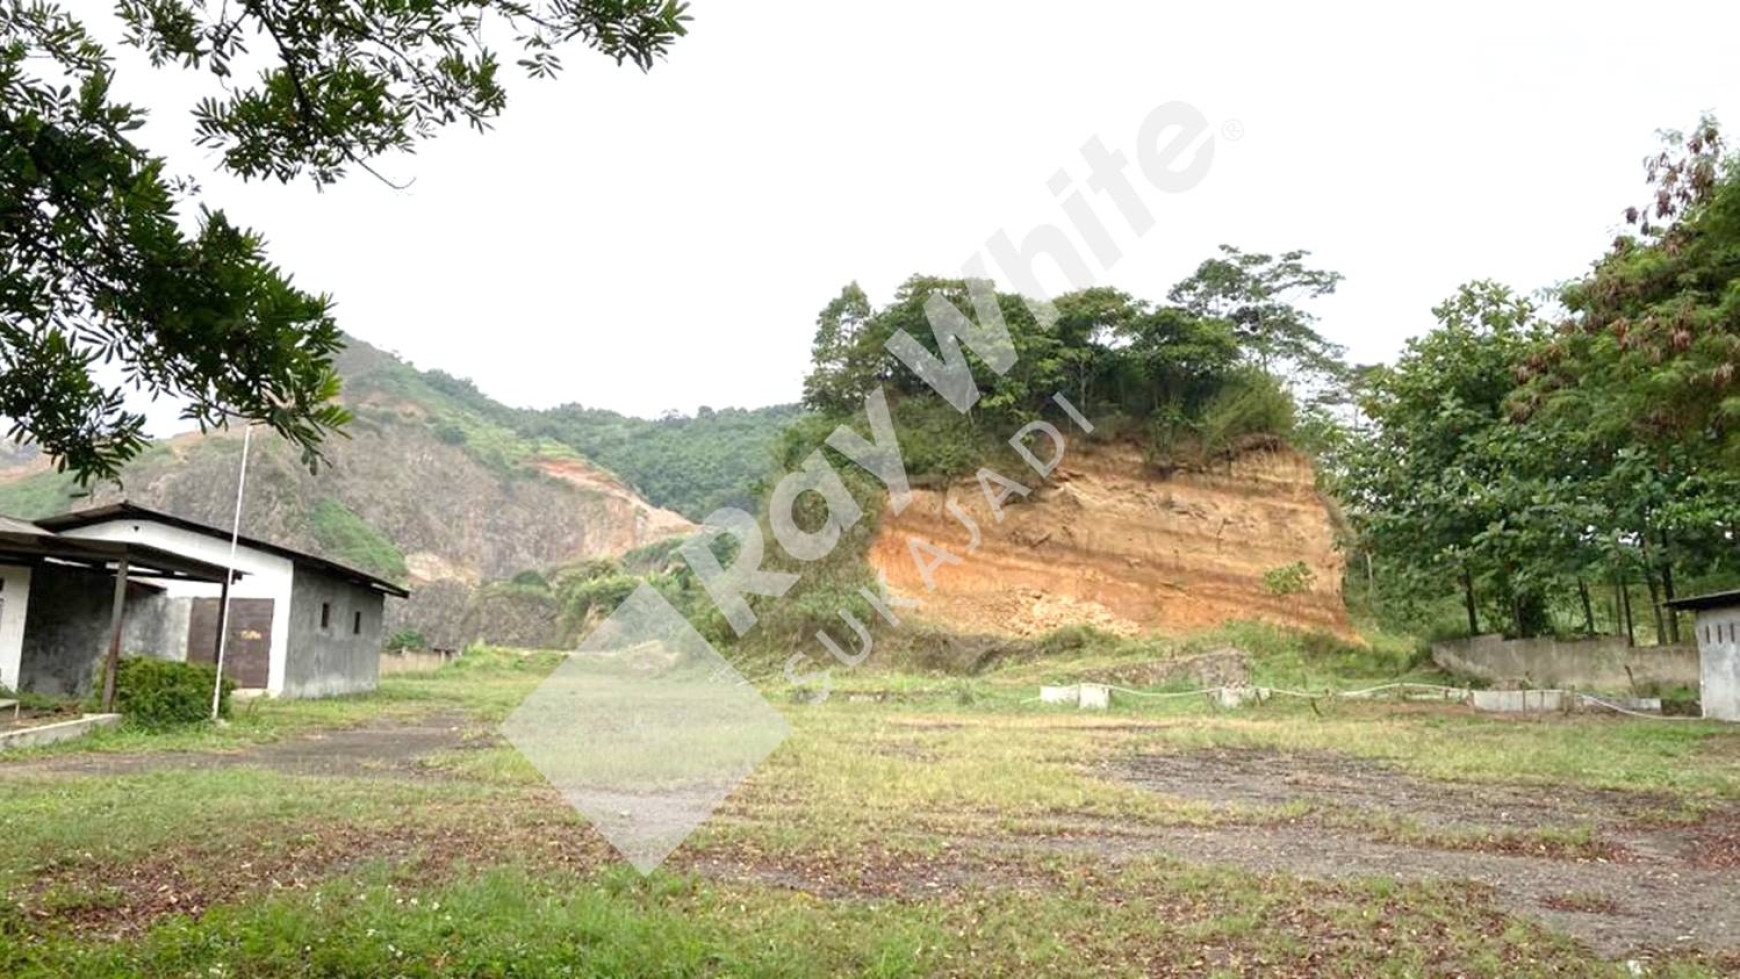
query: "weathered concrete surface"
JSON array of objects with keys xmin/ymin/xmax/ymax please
[
  {"xmin": 282, "ymin": 567, "xmax": 381, "ymax": 699},
  {"xmin": 1697, "ymin": 616, "xmax": 1740, "ymax": 721},
  {"xmin": 0, "ymin": 565, "xmax": 33, "ymax": 691},
  {"xmin": 16, "ymin": 565, "xmax": 181, "ymax": 696},
  {"xmin": 378, "ymin": 648, "xmax": 457, "ymax": 675},
  {"xmin": 1433, "ymin": 633, "xmax": 1697, "ymax": 692},
  {"xmin": 1470, "ymin": 688, "xmax": 1565, "ymax": 713},
  {"xmin": 0, "ymin": 713, "xmax": 120, "ymax": 750}
]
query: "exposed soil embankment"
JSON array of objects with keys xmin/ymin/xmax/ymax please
[{"xmin": 868, "ymin": 443, "xmax": 1351, "ymax": 638}]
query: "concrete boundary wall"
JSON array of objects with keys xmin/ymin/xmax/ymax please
[
  {"xmin": 379, "ymin": 649, "xmax": 457, "ymax": 675},
  {"xmin": 0, "ymin": 713, "xmax": 120, "ymax": 750},
  {"xmin": 1432, "ymin": 634, "xmax": 1698, "ymax": 692}
]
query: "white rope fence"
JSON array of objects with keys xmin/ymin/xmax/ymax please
[{"xmin": 1030, "ymin": 681, "xmax": 1701, "ymax": 721}]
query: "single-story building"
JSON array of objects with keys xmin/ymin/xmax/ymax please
[
  {"xmin": 1662, "ymin": 589, "xmax": 1740, "ymax": 722},
  {"xmin": 3, "ymin": 503, "xmax": 409, "ymax": 700},
  {"xmin": 1, "ymin": 514, "xmax": 240, "ymax": 699}
]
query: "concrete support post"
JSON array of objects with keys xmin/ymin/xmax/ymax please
[{"xmin": 99, "ymin": 557, "xmax": 129, "ymax": 713}]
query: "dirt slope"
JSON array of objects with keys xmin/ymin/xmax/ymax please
[{"xmin": 868, "ymin": 442, "xmax": 1351, "ymax": 638}]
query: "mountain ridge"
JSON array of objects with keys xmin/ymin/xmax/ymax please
[{"xmin": 0, "ymin": 338, "xmax": 799, "ymax": 646}]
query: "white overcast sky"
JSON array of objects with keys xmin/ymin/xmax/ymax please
[{"xmin": 103, "ymin": 1, "xmax": 1740, "ymax": 427}]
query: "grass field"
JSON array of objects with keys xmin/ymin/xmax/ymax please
[{"xmin": 2, "ymin": 642, "xmax": 1737, "ymax": 977}]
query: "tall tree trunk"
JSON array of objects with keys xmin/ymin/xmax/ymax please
[
  {"xmin": 1578, "ymin": 579, "xmax": 1596, "ymax": 635},
  {"xmin": 1364, "ymin": 550, "xmax": 1376, "ymax": 618},
  {"xmin": 1660, "ymin": 528, "xmax": 1680, "ymax": 644},
  {"xmin": 1461, "ymin": 567, "xmax": 1479, "ymax": 636},
  {"xmin": 1644, "ymin": 570, "xmax": 1666, "ymax": 646},
  {"xmin": 1639, "ymin": 531, "xmax": 1667, "ymax": 646},
  {"xmin": 1617, "ymin": 568, "xmax": 1636, "ymax": 647}
]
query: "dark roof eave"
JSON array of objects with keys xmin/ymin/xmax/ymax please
[
  {"xmin": 1663, "ymin": 589, "xmax": 1740, "ymax": 612},
  {"xmin": 0, "ymin": 536, "xmax": 241, "ymax": 584},
  {"xmin": 38, "ymin": 502, "xmax": 409, "ymax": 598}
]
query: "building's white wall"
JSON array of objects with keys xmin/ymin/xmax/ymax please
[
  {"xmin": 57, "ymin": 521, "xmax": 296, "ymax": 695},
  {"xmin": 1694, "ymin": 608, "xmax": 1740, "ymax": 722},
  {"xmin": 0, "ymin": 565, "xmax": 33, "ymax": 690}
]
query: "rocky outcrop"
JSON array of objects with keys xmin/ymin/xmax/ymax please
[{"xmin": 868, "ymin": 442, "xmax": 1351, "ymax": 639}]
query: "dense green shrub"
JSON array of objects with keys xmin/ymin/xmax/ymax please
[
  {"xmin": 1263, "ymin": 562, "xmax": 1315, "ymax": 596},
  {"xmin": 115, "ymin": 657, "xmax": 233, "ymax": 727},
  {"xmin": 307, "ymin": 498, "xmax": 408, "ymax": 582},
  {"xmin": 1198, "ymin": 370, "xmax": 1296, "ymax": 454},
  {"xmin": 510, "ymin": 570, "xmax": 550, "ymax": 590}
]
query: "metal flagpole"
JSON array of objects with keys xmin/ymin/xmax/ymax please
[{"xmin": 211, "ymin": 424, "xmax": 253, "ymax": 721}]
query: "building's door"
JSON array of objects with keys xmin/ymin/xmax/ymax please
[{"xmin": 187, "ymin": 598, "xmax": 273, "ymax": 689}]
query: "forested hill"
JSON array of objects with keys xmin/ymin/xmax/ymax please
[
  {"xmin": 334, "ymin": 342, "xmax": 803, "ymax": 521},
  {"xmin": 418, "ymin": 388, "xmax": 802, "ymax": 520}
]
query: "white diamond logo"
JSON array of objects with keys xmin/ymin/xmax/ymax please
[{"xmin": 502, "ymin": 584, "xmax": 791, "ymax": 873}]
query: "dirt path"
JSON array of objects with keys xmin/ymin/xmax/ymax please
[
  {"xmin": 6, "ymin": 721, "xmax": 1736, "ymax": 960},
  {"xmin": 0, "ymin": 713, "xmax": 472, "ymax": 780},
  {"xmin": 1085, "ymin": 747, "xmax": 1740, "ymax": 958}
]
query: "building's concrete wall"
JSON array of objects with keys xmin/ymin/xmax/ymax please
[
  {"xmin": 1693, "ymin": 609, "xmax": 1740, "ymax": 722},
  {"xmin": 282, "ymin": 567, "xmax": 382, "ymax": 699},
  {"xmin": 57, "ymin": 520, "xmax": 295, "ymax": 695},
  {"xmin": 15, "ymin": 566, "xmax": 181, "ymax": 696},
  {"xmin": 1432, "ymin": 634, "xmax": 1699, "ymax": 691},
  {"xmin": 124, "ymin": 595, "xmax": 194, "ymax": 666},
  {"xmin": 0, "ymin": 565, "xmax": 34, "ymax": 690}
]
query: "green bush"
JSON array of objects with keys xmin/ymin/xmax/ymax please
[
  {"xmin": 510, "ymin": 570, "xmax": 550, "ymax": 590},
  {"xmin": 1263, "ymin": 561, "xmax": 1315, "ymax": 596},
  {"xmin": 115, "ymin": 657, "xmax": 233, "ymax": 727},
  {"xmin": 308, "ymin": 498, "xmax": 408, "ymax": 582},
  {"xmin": 1199, "ymin": 370, "xmax": 1296, "ymax": 453}
]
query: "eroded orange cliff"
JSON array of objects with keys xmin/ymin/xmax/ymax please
[{"xmin": 868, "ymin": 442, "xmax": 1352, "ymax": 638}]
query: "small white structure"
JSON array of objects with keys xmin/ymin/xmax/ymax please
[
  {"xmin": 1216, "ymin": 685, "xmax": 1259, "ymax": 708},
  {"xmin": 1078, "ymin": 683, "xmax": 1110, "ymax": 710},
  {"xmin": 1470, "ymin": 688, "xmax": 1566, "ymax": 713},
  {"xmin": 1038, "ymin": 683, "xmax": 1111, "ymax": 710},
  {"xmin": 10, "ymin": 503, "xmax": 409, "ymax": 699},
  {"xmin": 1664, "ymin": 590, "xmax": 1740, "ymax": 722},
  {"xmin": 1039, "ymin": 684, "xmax": 1079, "ymax": 705}
]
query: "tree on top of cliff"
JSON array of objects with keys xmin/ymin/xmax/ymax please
[
  {"xmin": 797, "ymin": 250, "xmax": 1343, "ymax": 465},
  {"xmin": 0, "ymin": 0, "xmax": 688, "ymax": 483},
  {"xmin": 1168, "ymin": 246, "xmax": 1346, "ymax": 383}
]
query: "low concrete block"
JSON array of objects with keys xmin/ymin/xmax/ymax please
[
  {"xmin": 1040, "ymin": 685, "xmax": 1078, "ymax": 706},
  {"xmin": 1218, "ymin": 686, "xmax": 1258, "ymax": 708},
  {"xmin": 1078, "ymin": 684, "xmax": 1110, "ymax": 710},
  {"xmin": 0, "ymin": 713, "xmax": 121, "ymax": 751},
  {"xmin": 1471, "ymin": 689, "xmax": 1564, "ymax": 713},
  {"xmin": 1579, "ymin": 695, "xmax": 1663, "ymax": 714}
]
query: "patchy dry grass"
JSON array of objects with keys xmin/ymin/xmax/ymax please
[{"xmin": 3, "ymin": 645, "xmax": 1738, "ymax": 976}]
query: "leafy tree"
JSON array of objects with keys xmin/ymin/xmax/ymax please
[
  {"xmin": 1341, "ymin": 122, "xmax": 1740, "ymax": 641},
  {"xmin": 1168, "ymin": 245, "xmax": 1345, "ymax": 381},
  {"xmin": 1335, "ymin": 281, "xmax": 1557, "ymax": 636},
  {"xmin": 796, "ymin": 261, "xmax": 1332, "ymax": 483},
  {"xmin": 1522, "ymin": 118, "xmax": 1739, "ymax": 466},
  {"xmin": 2, "ymin": 0, "xmax": 688, "ymax": 482},
  {"xmin": 803, "ymin": 283, "xmax": 875, "ymax": 416}
]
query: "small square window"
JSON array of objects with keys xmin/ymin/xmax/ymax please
[
  {"xmin": 320, "ymin": 602, "xmax": 331, "ymax": 630},
  {"xmin": 353, "ymin": 611, "xmax": 363, "ymax": 636}
]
